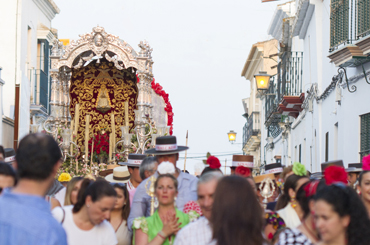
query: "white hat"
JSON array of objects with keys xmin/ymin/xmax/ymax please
[{"xmin": 105, "ymin": 166, "xmax": 130, "ymax": 183}]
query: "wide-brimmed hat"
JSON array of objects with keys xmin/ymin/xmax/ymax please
[
  {"xmin": 229, "ymin": 155, "xmax": 254, "ymax": 168},
  {"xmin": 264, "ymin": 163, "xmax": 283, "ymax": 174},
  {"xmin": 105, "ymin": 166, "xmax": 130, "ymax": 183},
  {"xmin": 346, "ymin": 163, "xmax": 362, "ymax": 173},
  {"xmin": 118, "ymin": 154, "xmax": 146, "ymax": 167},
  {"xmin": 321, "ymin": 160, "xmax": 344, "ymax": 172},
  {"xmin": 254, "ymin": 173, "xmax": 275, "ymax": 184},
  {"xmin": 4, "ymin": 148, "xmax": 16, "ymax": 163},
  {"xmin": 145, "ymin": 136, "xmax": 189, "ymax": 155}
]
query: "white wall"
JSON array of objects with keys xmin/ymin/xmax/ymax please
[
  {"xmin": 0, "ymin": 0, "xmax": 58, "ymax": 143},
  {"xmin": 259, "ymin": 0, "xmax": 370, "ymax": 173}
]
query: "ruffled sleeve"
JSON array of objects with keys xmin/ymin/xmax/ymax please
[
  {"xmin": 132, "ymin": 217, "xmax": 149, "ymax": 234},
  {"xmin": 187, "ymin": 210, "xmax": 200, "ymax": 222}
]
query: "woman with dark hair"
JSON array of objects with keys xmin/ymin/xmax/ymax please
[
  {"xmin": 109, "ymin": 183, "xmax": 131, "ymax": 245},
  {"xmin": 314, "ymin": 184, "xmax": 370, "ymax": 245},
  {"xmin": 0, "ymin": 161, "xmax": 17, "ymax": 194},
  {"xmin": 133, "ymin": 174, "xmax": 198, "ymax": 245},
  {"xmin": 211, "ymin": 175, "xmax": 266, "ymax": 245},
  {"xmin": 276, "ymin": 172, "xmax": 309, "ymax": 228},
  {"xmin": 53, "ymin": 179, "xmax": 118, "ymax": 245},
  {"xmin": 357, "ymin": 155, "xmax": 370, "ymax": 217},
  {"xmin": 64, "ymin": 176, "xmax": 83, "ymax": 206},
  {"xmin": 277, "ymin": 180, "xmax": 321, "ymax": 245}
]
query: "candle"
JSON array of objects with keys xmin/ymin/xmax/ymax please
[
  {"xmin": 111, "ymin": 113, "xmax": 116, "ymax": 148},
  {"xmin": 90, "ymin": 135, "xmax": 94, "ymax": 171},
  {"xmin": 85, "ymin": 114, "xmax": 90, "ymax": 161},
  {"xmin": 125, "ymin": 101, "xmax": 129, "ymax": 127},
  {"xmin": 74, "ymin": 103, "xmax": 80, "ymax": 142},
  {"xmin": 70, "ymin": 119, "xmax": 74, "ymax": 154},
  {"xmin": 109, "ymin": 133, "xmax": 112, "ymax": 161},
  {"xmin": 90, "ymin": 134, "xmax": 94, "ymax": 164}
]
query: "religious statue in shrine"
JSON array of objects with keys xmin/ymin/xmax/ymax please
[{"xmin": 96, "ymin": 84, "xmax": 111, "ymax": 113}]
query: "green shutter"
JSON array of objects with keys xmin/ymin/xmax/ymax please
[
  {"xmin": 358, "ymin": 0, "xmax": 370, "ymax": 38},
  {"xmin": 330, "ymin": 0, "xmax": 350, "ymax": 49},
  {"xmin": 360, "ymin": 113, "xmax": 370, "ymax": 160}
]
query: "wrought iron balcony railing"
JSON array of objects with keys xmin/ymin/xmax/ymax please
[
  {"xmin": 243, "ymin": 112, "xmax": 261, "ymax": 147},
  {"xmin": 330, "ymin": 0, "xmax": 370, "ymax": 51},
  {"xmin": 265, "ymin": 52, "xmax": 303, "ymax": 122}
]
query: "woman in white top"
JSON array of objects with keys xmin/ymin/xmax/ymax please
[
  {"xmin": 109, "ymin": 183, "xmax": 131, "ymax": 245},
  {"xmin": 275, "ymin": 173, "xmax": 309, "ymax": 228},
  {"xmin": 53, "ymin": 179, "xmax": 118, "ymax": 245},
  {"xmin": 277, "ymin": 180, "xmax": 320, "ymax": 245}
]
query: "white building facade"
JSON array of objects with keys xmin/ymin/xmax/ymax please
[
  {"xmin": 0, "ymin": 0, "xmax": 59, "ymax": 147},
  {"xmin": 242, "ymin": 0, "xmax": 370, "ymax": 173}
]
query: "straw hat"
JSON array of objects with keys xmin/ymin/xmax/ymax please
[
  {"xmin": 254, "ymin": 173, "xmax": 275, "ymax": 184},
  {"xmin": 118, "ymin": 154, "xmax": 146, "ymax": 167},
  {"xmin": 264, "ymin": 163, "xmax": 283, "ymax": 174},
  {"xmin": 229, "ymin": 155, "xmax": 254, "ymax": 168},
  {"xmin": 105, "ymin": 166, "xmax": 130, "ymax": 183}
]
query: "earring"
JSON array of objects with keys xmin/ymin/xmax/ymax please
[
  {"xmin": 154, "ymin": 197, "xmax": 159, "ymax": 208},
  {"xmin": 174, "ymin": 197, "xmax": 177, "ymax": 208},
  {"xmin": 290, "ymin": 197, "xmax": 297, "ymax": 208}
]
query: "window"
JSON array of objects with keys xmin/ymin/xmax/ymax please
[
  {"xmin": 334, "ymin": 123, "xmax": 338, "ymax": 159},
  {"xmin": 325, "ymin": 132, "xmax": 329, "ymax": 162},
  {"xmin": 360, "ymin": 113, "xmax": 370, "ymax": 160}
]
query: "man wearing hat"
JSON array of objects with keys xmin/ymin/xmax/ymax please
[
  {"xmin": 4, "ymin": 148, "xmax": 16, "ymax": 166},
  {"xmin": 120, "ymin": 154, "xmax": 145, "ymax": 192},
  {"xmin": 127, "ymin": 136, "xmax": 198, "ymax": 231},
  {"xmin": 264, "ymin": 162, "xmax": 284, "ymax": 182},
  {"xmin": 229, "ymin": 155, "xmax": 254, "ymax": 175},
  {"xmin": 346, "ymin": 163, "xmax": 362, "ymax": 187}
]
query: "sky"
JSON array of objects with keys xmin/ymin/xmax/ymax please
[{"xmin": 53, "ymin": 0, "xmax": 280, "ymax": 175}]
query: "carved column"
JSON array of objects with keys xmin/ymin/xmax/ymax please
[
  {"xmin": 64, "ymin": 73, "xmax": 71, "ymax": 123},
  {"xmin": 50, "ymin": 72, "xmax": 60, "ymax": 120}
]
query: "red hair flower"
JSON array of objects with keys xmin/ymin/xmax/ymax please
[
  {"xmin": 303, "ymin": 180, "xmax": 319, "ymax": 197},
  {"xmin": 207, "ymin": 156, "xmax": 221, "ymax": 169},
  {"xmin": 235, "ymin": 166, "xmax": 251, "ymax": 177},
  {"xmin": 363, "ymin": 155, "xmax": 370, "ymax": 171},
  {"xmin": 324, "ymin": 165, "xmax": 347, "ymax": 185}
]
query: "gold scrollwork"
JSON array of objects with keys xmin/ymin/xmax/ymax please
[{"xmin": 70, "ymin": 60, "xmax": 138, "ymax": 151}]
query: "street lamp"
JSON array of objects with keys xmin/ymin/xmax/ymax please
[
  {"xmin": 254, "ymin": 71, "xmax": 271, "ymax": 91},
  {"xmin": 227, "ymin": 130, "xmax": 237, "ymax": 143}
]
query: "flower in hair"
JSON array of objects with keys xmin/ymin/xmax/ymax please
[
  {"xmin": 292, "ymin": 162, "xmax": 307, "ymax": 176},
  {"xmin": 363, "ymin": 154, "xmax": 370, "ymax": 171},
  {"xmin": 58, "ymin": 173, "xmax": 72, "ymax": 182},
  {"xmin": 303, "ymin": 180, "xmax": 319, "ymax": 197},
  {"xmin": 207, "ymin": 156, "xmax": 221, "ymax": 169},
  {"xmin": 324, "ymin": 165, "xmax": 347, "ymax": 185},
  {"xmin": 235, "ymin": 166, "xmax": 251, "ymax": 177},
  {"xmin": 157, "ymin": 161, "xmax": 176, "ymax": 174}
]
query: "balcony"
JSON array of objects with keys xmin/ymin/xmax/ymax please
[
  {"xmin": 328, "ymin": 0, "xmax": 370, "ymax": 67},
  {"xmin": 265, "ymin": 52, "xmax": 304, "ymax": 130},
  {"xmin": 242, "ymin": 112, "xmax": 261, "ymax": 154}
]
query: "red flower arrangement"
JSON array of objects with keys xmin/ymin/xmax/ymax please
[
  {"xmin": 207, "ymin": 156, "xmax": 221, "ymax": 169},
  {"xmin": 88, "ymin": 132, "xmax": 109, "ymax": 157},
  {"xmin": 151, "ymin": 78, "xmax": 173, "ymax": 135},
  {"xmin": 235, "ymin": 166, "xmax": 251, "ymax": 177},
  {"xmin": 324, "ymin": 165, "xmax": 347, "ymax": 185},
  {"xmin": 363, "ymin": 154, "xmax": 370, "ymax": 171}
]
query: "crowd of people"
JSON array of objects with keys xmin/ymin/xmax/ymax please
[{"xmin": 1, "ymin": 133, "xmax": 370, "ymax": 245}]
